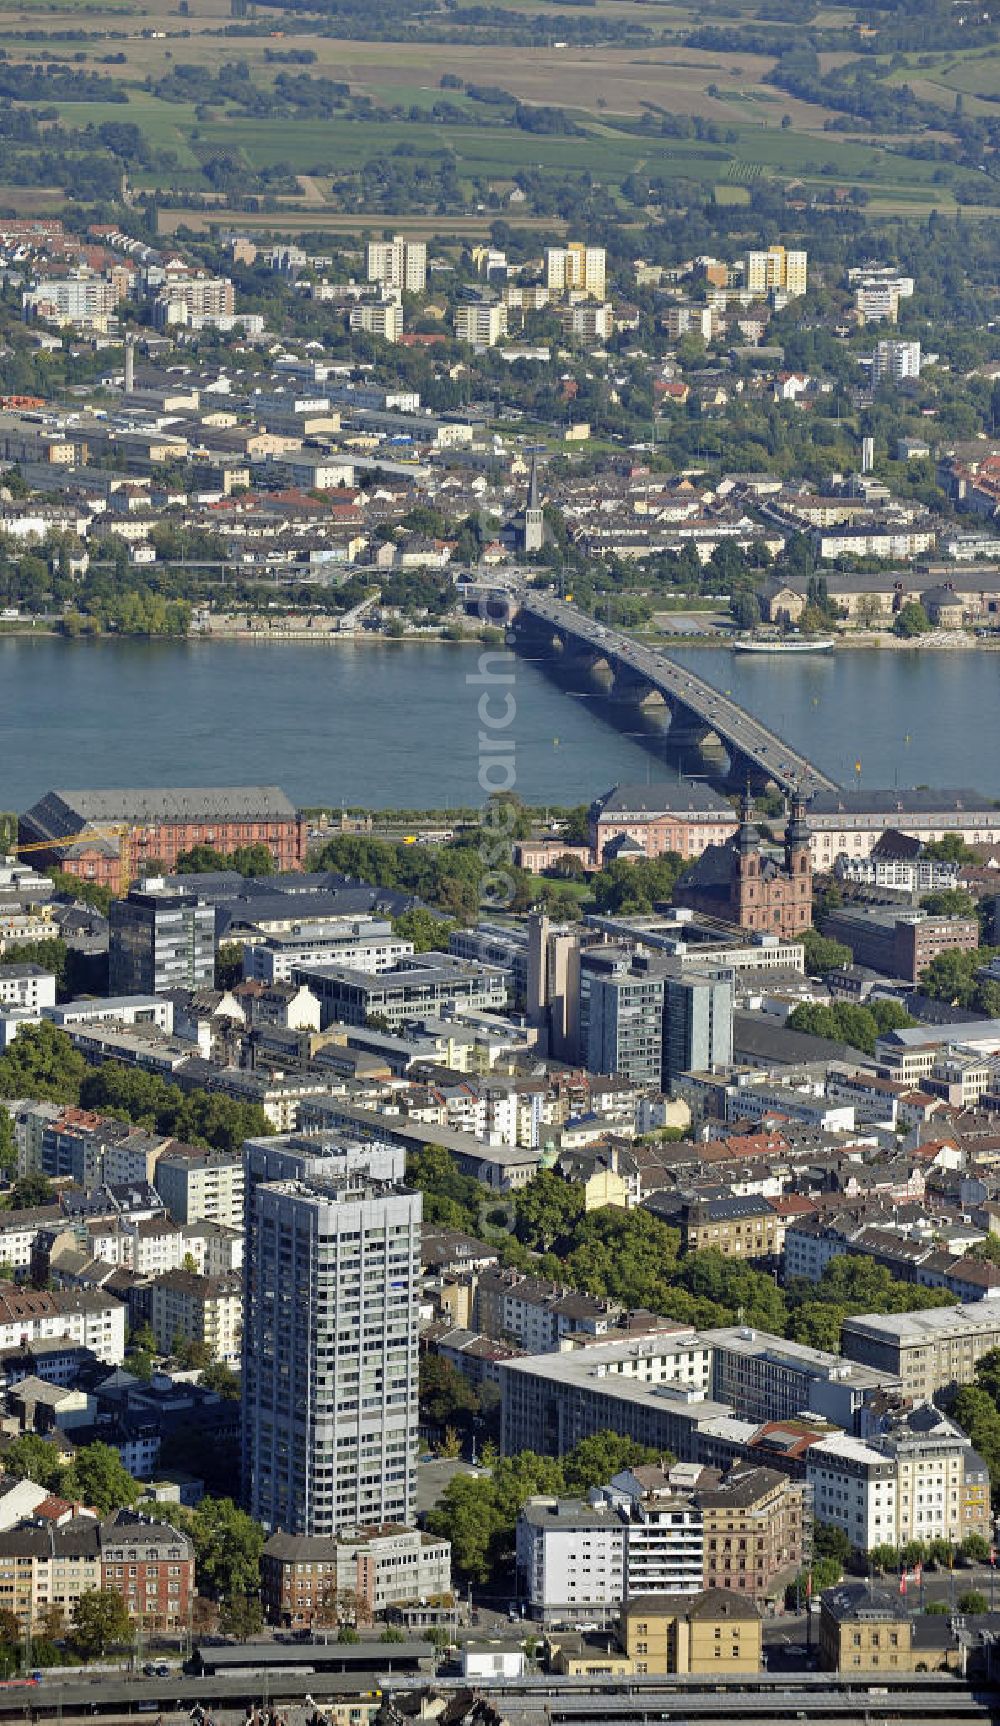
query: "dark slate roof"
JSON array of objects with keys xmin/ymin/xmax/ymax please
[
  {"xmin": 22, "ymin": 785, "xmax": 297, "ymax": 839},
  {"xmin": 595, "ymin": 782, "xmax": 734, "ymax": 816},
  {"xmin": 732, "ymin": 1011, "xmax": 861, "ymax": 1067},
  {"xmin": 871, "ymin": 829, "xmax": 923, "ymax": 861},
  {"xmin": 809, "ymin": 789, "xmax": 996, "ymax": 816}
]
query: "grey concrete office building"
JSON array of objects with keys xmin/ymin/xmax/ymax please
[
  {"xmin": 242, "ymin": 1167, "xmax": 420, "ymax": 1536},
  {"xmin": 586, "ymin": 954, "xmax": 664, "ymax": 1086},
  {"xmin": 109, "ymin": 887, "xmax": 215, "ymax": 996},
  {"xmin": 662, "ymin": 969, "xmax": 733, "ymax": 1088}
]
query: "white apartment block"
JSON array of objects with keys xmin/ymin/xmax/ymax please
[
  {"xmin": 545, "ymin": 244, "xmax": 607, "ymax": 300},
  {"xmin": 147, "ymin": 1270, "xmax": 243, "ymax": 1366},
  {"xmin": 366, "ymin": 237, "xmax": 427, "ymax": 294},
  {"xmin": 0, "ymin": 1287, "xmax": 126, "ymax": 1364},
  {"xmin": 517, "ymin": 1498, "xmax": 626, "ymax": 1626},
  {"xmin": 180, "ymin": 1221, "xmax": 244, "ymax": 1277},
  {"xmin": 0, "ymin": 1206, "xmax": 60, "ymax": 1276},
  {"xmin": 23, "ymin": 272, "xmax": 118, "ymax": 326},
  {"xmin": 807, "ymin": 1435, "xmax": 898, "ymax": 1552},
  {"xmin": 245, "ymin": 924, "xmax": 414, "ymax": 985},
  {"xmin": 154, "ymin": 1147, "xmax": 244, "ymax": 1231},
  {"xmin": 561, "ymin": 303, "xmax": 613, "ymax": 343},
  {"xmin": 873, "ymin": 340, "xmax": 921, "ymax": 386},
  {"xmin": 807, "ymin": 1421, "xmax": 985, "ymax": 1551},
  {"xmin": 850, "ymin": 268, "xmax": 914, "ymax": 325},
  {"xmin": 153, "ymin": 270, "xmax": 234, "ymax": 328},
  {"xmin": 349, "ymin": 302, "xmax": 403, "ymax": 343},
  {"xmin": 0, "ymin": 965, "xmax": 55, "ymax": 1012},
  {"xmin": 455, "ymin": 302, "xmax": 508, "ymax": 348},
  {"xmin": 625, "ymin": 1492, "xmax": 704, "ymax": 1596}
]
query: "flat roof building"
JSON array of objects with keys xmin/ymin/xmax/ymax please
[{"xmin": 841, "ymin": 1302, "xmax": 1000, "ymax": 1402}]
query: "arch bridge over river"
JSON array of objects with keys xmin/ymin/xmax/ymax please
[{"xmin": 501, "ymin": 588, "xmax": 840, "ymax": 797}]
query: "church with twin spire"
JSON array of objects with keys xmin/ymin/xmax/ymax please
[{"xmin": 673, "ymin": 792, "xmax": 813, "ymax": 937}]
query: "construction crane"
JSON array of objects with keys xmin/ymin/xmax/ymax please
[{"xmin": 10, "ymin": 824, "xmax": 134, "ymax": 890}]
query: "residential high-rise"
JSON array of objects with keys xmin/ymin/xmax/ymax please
[
  {"xmin": 348, "ymin": 302, "xmax": 403, "ymax": 343},
  {"xmin": 109, "ymin": 885, "xmax": 215, "ymax": 996},
  {"xmin": 242, "ymin": 1148, "xmax": 420, "ymax": 1535},
  {"xmin": 873, "ymin": 339, "xmax": 921, "ymax": 387},
  {"xmin": 744, "ymin": 246, "xmax": 807, "ymax": 299},
  {"xmin": 366, "ymin": 236, "xmax": 427, "ymax": 294},
  {"xmin": 454, "ymin": 301, "xmax": 507, "ymax": 348},
  {"xmin": 545, "ymin": 243, "xmax": 607, "ymax": 300}
]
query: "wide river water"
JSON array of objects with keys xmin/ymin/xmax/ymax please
[{"xmin": 0, "ymin": 635, "xmax": 997, "ymax": 811}]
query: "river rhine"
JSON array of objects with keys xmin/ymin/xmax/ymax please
[{"xmin": 0, "ymin": 635, "xmax": 997, "ymax": 812}]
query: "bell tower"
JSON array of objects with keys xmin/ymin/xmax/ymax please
[
  {"xmin": 522, "ymin": 456, "xmax": 544, "ymax": 554},
  {"xmin": 733, "ymin": 789, "xmax": 762, "ymax": 928}
]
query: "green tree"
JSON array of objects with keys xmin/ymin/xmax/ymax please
[
  {"xmin": 218, "ymin": 1593, "xmax": 263, "ymax": 1639},
  {"xmin": 420, "ymin": 1354, "xmax": 479, "ymax": 1426},
  {"xmin": 949, "ymin": 1386, "xmax": 1000, "ymax": 1505},
  {"xmin": 71, "ymin": 1589, "xmax": 132, "ymax": 1658},
  {"xmin": 62, "ymin": 1443, "xmax": 140, "ymax": 1515},
  {"xmin": 894, "ymin": 601, "xmax": 932, "ymax": 638},
  {"xmin": 0, "ymin": 1022, "xmax": 87, "ymax": 1104},
  {"xmin": 47, "ymin": 871, "xmax": 113, "ymax": 917},
  {"xmin": 215, "ymin": 943, "xmax": 244, "ymax": 990},
  {"xmin": 1, "ymin": 1434, "xmax": 65, "ymax": 1490},
  {"xmin": 188, "ymin": 1496, "xmax": 264, "ymax": 1601},
  {"xmin": 425, "ymin": 1451, "xmax": 563, "ymax": 1583},
  {"xmin": 199, "ymin": 1359, "xmax": 240, "ymax": 1400},
  {"xmin": 924, "ymin": 834, "xmax": 979, "ymax": 865},
  {"xmin": 393, "ymin": 908, "xmax": 455, "ymax": 954},
  {"xmin": 963, "ymin": 1533, "xmax": 991, "ymax": 1562},
  {"xmin": 920, "ymin": 890, "xmax": 977, "ymax": 918},
  {"xmin": 801, "ymin": 929, "xmax": 852, "ymax": 975},
  {"xmin": 8, "ymin": 1172, "xmax": 55, "ymax": 1210},
  {"xmin": 814, "ymin": 1523, "xmax": 853, "ymax": 1566},
  {"xmin": 958, "ymin": 1590, "xmax": 989, "ymax": 1613},
  {"xmin": 405, "ymin": 1144, "xmax": 484, "ymax": 1232},
  {"xmin": 513, "ymin": 1171, "xmax": 585, "ymax": 1251},
  {"xmin": 920, "ymin": 947, "xmax": 993, "ymax": 1009},
  {"xmin": 561, "ymin": 1434, "xmax": 661, "ymax": 1495},
  {"xmin": 0, "ymin": 1110, "xmax": 16, "ymax": 1177}
]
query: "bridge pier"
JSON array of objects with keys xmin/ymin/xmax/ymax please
[
  {"xmin": 610, "ymin": 667, "xmax": 660, "ymax": 705},
  {"xmin": 724, "ymin": 755, "xmax": 776, "ymax": 795},
  {"xmin": 510, "ymin": 596, "xmax": 838, "ymax": 799}
]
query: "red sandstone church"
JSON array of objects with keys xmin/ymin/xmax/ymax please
[{"xmin": 673, "ymin": 792, "xmax": 813, "ymax": 937}]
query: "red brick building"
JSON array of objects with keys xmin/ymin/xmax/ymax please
[
  {"xmin": 99, "ymin": 1511, "xmax": 195, "ymax": 1629},
  {"xmin": 19, "ymin": 786, "xmax": 306, "ymax": 891}
]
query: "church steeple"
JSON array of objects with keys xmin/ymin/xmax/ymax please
[
  {"xmin": 735, "ymin": 787, "xmax": 760, "ymax": 854},
  {"xmin": 522, "ymin": 455, "xmax": 544, "ymax": 553}
]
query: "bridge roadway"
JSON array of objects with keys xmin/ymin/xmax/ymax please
[{"xmin": 511, "ymin": 590, "xmax": 839, "ymax": 798}]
